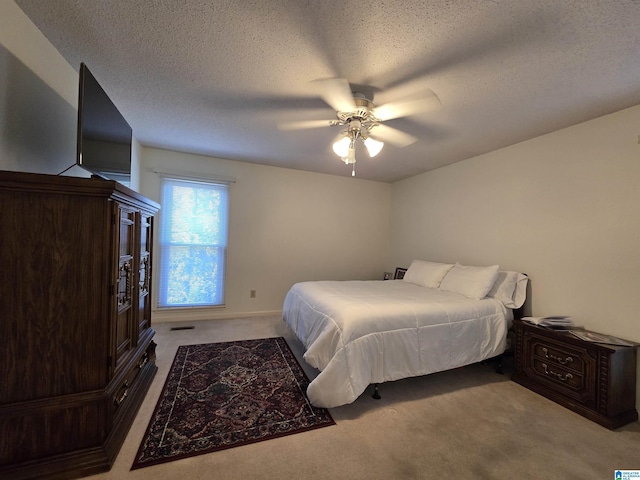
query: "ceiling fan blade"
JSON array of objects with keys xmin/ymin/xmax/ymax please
[
  {"xmin": 368, "ymin": 124, "xmax": 417, "ymax": 148},
  {"xmin": 277, "ymin": 119, "xmax": 335, "ymax": 130},
  {"xmin": 373, "ymin": 90, "xmax": 440, "ymax": 121},
  {"xmin": 312, "ymin": 78, "xmax": 357, "ymax": 112}
]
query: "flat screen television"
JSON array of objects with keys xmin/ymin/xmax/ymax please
[{"xmin": 76, "ymin": 63, "xmax": 132, "ymax": 181}]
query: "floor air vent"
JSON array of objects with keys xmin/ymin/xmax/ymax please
[{"xmin": 169, "ymin": 326, "xmax": 195, "ymax": 331}]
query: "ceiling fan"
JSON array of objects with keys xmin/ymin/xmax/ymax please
[{"xmin": 278, "ymin": 78, "xmax": 440, "ymax": 176}]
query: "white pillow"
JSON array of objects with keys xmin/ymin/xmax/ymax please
[
  {"xmin": 439, "ymin": 263, "xmax": 500, "ymax": 299},
  {"xmin": 403, "ymin": 260, "xmax": 454, "ymax": 289},
  {"xmin": 487, "ymin": 271, "xmax": 528, "ymax": 308}
]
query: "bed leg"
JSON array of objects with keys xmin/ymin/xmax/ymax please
[{"xmin": 372, "ymin": 383, "xmax": 381, "ymax": 400}]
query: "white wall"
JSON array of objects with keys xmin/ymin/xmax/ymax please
[
  {"xmin": 0, "ymin": 0, "xmax": 141, "ymax": 190},
  {"xmin": 0, "ymin": 0, "xmax": 78, "ymax": 174},
  {"xmin": 390, "ymin": 104, "xmax": 640, "ymax": 410},
  {"xmin": 140, "ymin": 147, "xmax": 391, "ymax": 322}
]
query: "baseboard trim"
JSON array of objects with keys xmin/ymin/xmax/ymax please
[{"xmin": 152, "ymin": 309, "xmax": 282, "ymax": 323}]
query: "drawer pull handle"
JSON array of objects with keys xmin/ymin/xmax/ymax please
[
  {"xmin": 138, "ymin": 354, "xmax": 148, "ymax": 369},
  {"xmin": 542, "ymin": 363, "xmax": 573, "ymax": 382},
  {"xmin": 117, "ymin": 262, "xmax": 132, "ymax": 307},
  {"xmin": 115, "ymin": 381, "xmax": 130, "ymax": 407},
  {"xmin": 542, "ymin": 347, "xmax": 573, "ymax": 365}
]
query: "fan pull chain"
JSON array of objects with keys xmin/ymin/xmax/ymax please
[{"xmin": 352, "ymin": 164, "xmax": 356, "ymax": 177}]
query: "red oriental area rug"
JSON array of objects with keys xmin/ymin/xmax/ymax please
[{"xmin": 132, "ymin": 337, "xmax": 334, "ymax": 470}]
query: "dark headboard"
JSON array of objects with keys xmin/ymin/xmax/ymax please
[{"xmin": 513, "ymin": 273, "xmax": 531, "ymax": 319}]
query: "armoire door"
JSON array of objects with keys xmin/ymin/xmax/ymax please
[
  {"xmin": 114, "ymin": 203, "xmax": 136, "ymax": 373},
  {"xmin": 138, "ymin": 213, "xmax": 153, "ymax": 338}
]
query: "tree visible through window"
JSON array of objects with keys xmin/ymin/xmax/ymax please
[{"xmin": 157, "ymin": 178, "xmax": 229, "ymax": 307}]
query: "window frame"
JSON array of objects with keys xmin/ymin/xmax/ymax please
[{"xmin": 156, "ymin": 176, "xmax": 230, "ymax": 309}]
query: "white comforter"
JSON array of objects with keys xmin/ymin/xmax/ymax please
[{"xmin": 282, "ymin": 280, "xmax": 512, "ymax": 408}]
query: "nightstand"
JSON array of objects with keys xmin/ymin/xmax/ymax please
[{"xmin": 512, "ymin": 318, "xmax": 638, "ymax": 429}]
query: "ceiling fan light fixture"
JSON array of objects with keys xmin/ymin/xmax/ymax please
[
  {"xmin": 364, "ymin": 137, "xmax": 384, "ymax": 157},
  {"xmin": 281, "ymin": 78, "xmax": 440, "ymax": 177}
]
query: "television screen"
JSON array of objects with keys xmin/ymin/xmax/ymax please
[{"xmin": 76, "ymin": 63, "xmax": 132, "ymax": 180}]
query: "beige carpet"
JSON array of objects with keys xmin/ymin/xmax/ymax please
[{"xmin": 85, "ymin": 315, "xmax": 640, "ymax": 480}]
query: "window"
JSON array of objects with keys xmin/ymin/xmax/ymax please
[{"xmin": 157, "ymin": 178, "xmax": 229, "ymax": 307}]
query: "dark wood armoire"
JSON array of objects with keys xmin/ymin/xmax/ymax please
[{"xmin": 0, "ymin": 171, "xmax": 159, "ymax": 479}]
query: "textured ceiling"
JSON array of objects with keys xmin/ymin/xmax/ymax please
[{"xmin": 15, "ymin": 0, "xmax": 640, "ymax": 182}]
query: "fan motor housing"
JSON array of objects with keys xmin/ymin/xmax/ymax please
[{"xmin": 336, "ymin": 97, "xmax": 375, "ymax": 122}]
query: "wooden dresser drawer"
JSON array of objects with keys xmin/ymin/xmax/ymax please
[
  {"xmin": 512, "ymin": 319, "xmax": 638, "ymax": 429},
  {"xmin": 525, "ymin": 334, "xmax": 596, "ymax": 406},
  {"xmin": 532, "ymin": 341, "xmax": 585, "ymax": 374},
  {"xmin": 530, "ymin": 357, "xmax": 589, "ymax": 400},
  {"xmin": 112, "ymin": 361, "xmax": 140, "ymax": 412},
  {"xmin": 109, "ymin": 340, "xmax": 156, "ymax": 415}
]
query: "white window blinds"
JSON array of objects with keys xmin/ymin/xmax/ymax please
[{"xmin": 157, "ymin": 178, "xmax": 229, "ymax": 308}]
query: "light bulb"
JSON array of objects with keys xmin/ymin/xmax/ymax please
[
  {"xmin": 332, "ymin": 136, "xmax": 350, "ymax": 158},
  {"xmin": 364, "ymin": 137, "xmax": 384, "ymax": 157}
]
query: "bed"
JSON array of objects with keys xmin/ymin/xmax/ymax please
[{"xmin": 282, "ymin": 261, "xmax": 528, "ymax": 408}]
